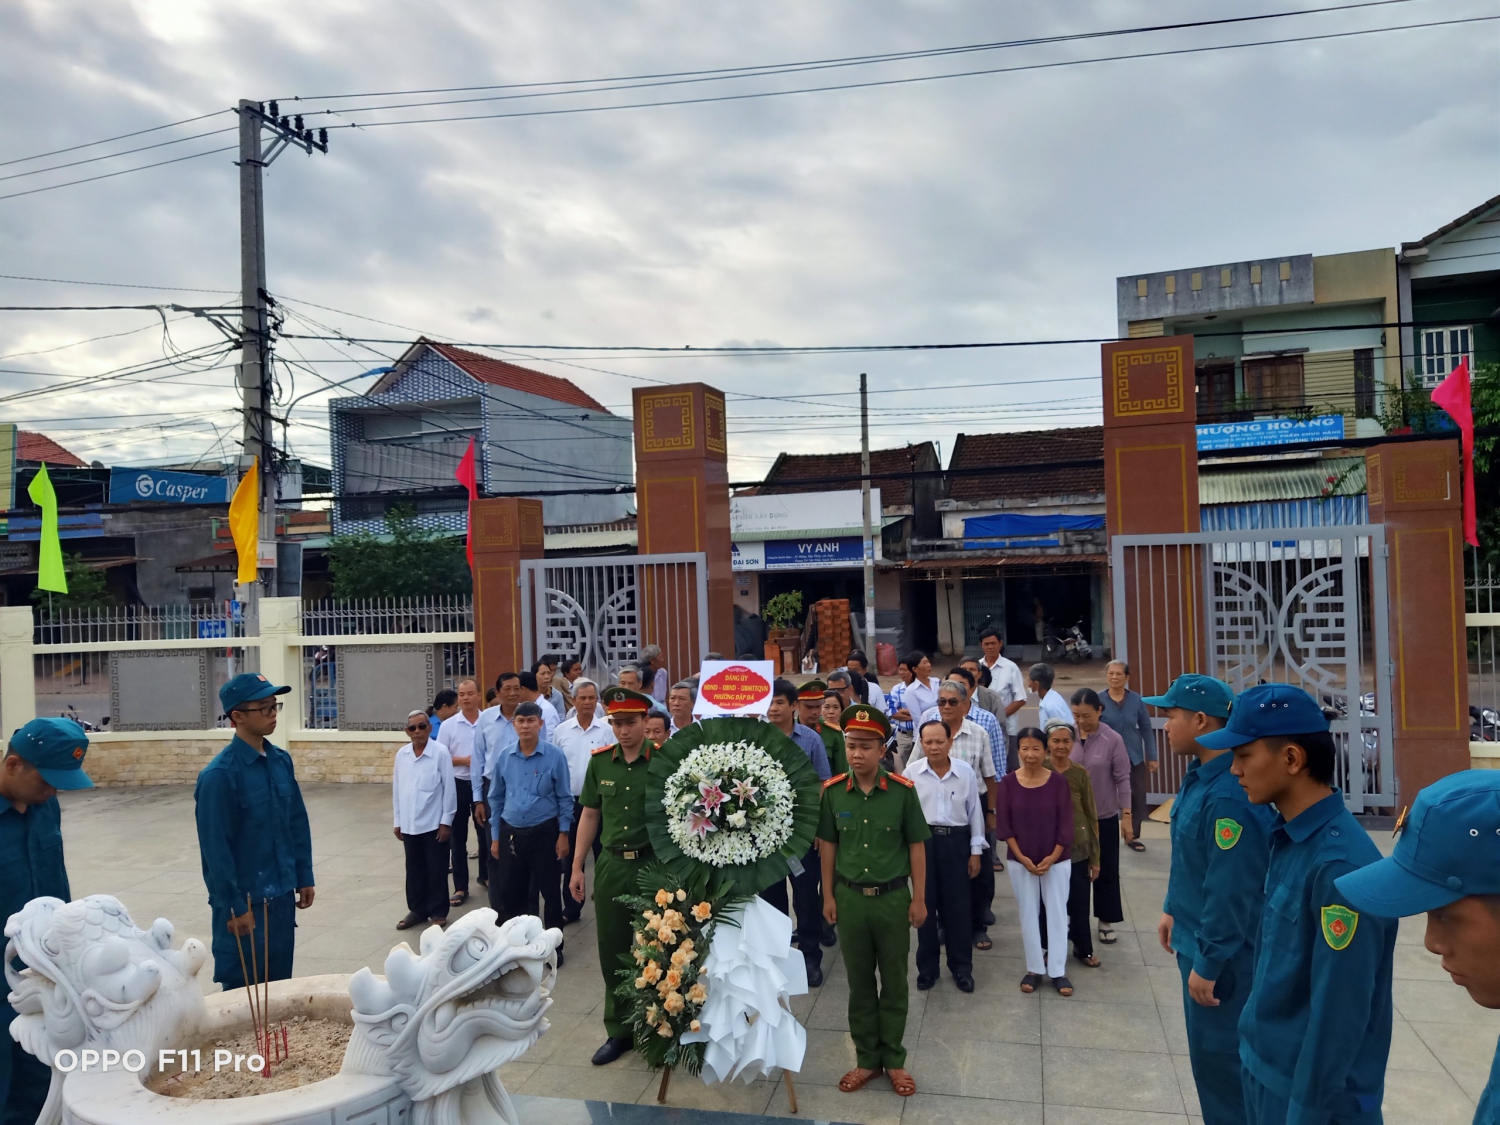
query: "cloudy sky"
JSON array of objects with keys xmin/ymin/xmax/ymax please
[{"xmin": 0, "ymin": 0, "xmax": 1495, "ymax": 486}]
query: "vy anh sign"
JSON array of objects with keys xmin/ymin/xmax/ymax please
[
  {"xmin": 693, "ymin": 660, "xmax": 775, "ymax": 718},
  {"xmin": 109, "ymin": 468, "xmax": 230, "ymax": 505}
]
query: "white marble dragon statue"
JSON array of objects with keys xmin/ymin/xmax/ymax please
[
  {"xmin": 345, "ymin": 909, "xmax": 561, "ymax": 1125},
  {"xmin": 5, "ymin": 895, "xmax": 208, "ymax": 1125}
]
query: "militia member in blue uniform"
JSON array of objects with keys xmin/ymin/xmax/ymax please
[
  {"xmin": 0, "ymin": 718, "xmax": 92, "ymax": 1125},
  {"xmin": 1335, "ymin": 771, "xmax": 1500, "ymax": 1125},
  {"xmin": 195, "ymin": 673, "xmax": 316, "ymax": 990},
  {"xmin": 818, "ymin": 704, "xmax": 929, "ymax": 1099},
  {"xmin": 1200, "ymin": 683, "xmax": 1397, "ymax": 1125},
  {"xmin": 1148, "ymin": 675, "xmax": 1275, "ymax": 1125}
]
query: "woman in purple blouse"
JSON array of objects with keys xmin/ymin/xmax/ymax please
[
  {"xmin": 1070, "ymin": 688, "xmax": 1132, "ymax": 946},
  {"xmin": 996, "ymin": 726, "xmax": 1075, "ymax": 996}
]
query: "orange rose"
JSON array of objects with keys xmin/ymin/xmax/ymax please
[
  {"xmin": 657, "ymin": 1022, "xmax": 674, "ymax": 1038},
  {"xmin": 687, "ymin": 982, "xmax": 707, "ymax": 1004},
  {"xmin": 692, "ymin": 902, "xmax": 712, "ymax": 922},
  {"xmin": 664, "ymin": 969, "xmax": 682, "ymax": 989},
  {"xmin": 641, "ymin": 961, "xmax": 662, "ymax": 984},
  {"xmin": 655, "ymin": 889, "xmax": 672, "ymax": 908},
  {"xmin": 664, "ymin": 991, "xmax": 685, "ymax": 1015},
  {"xmin": 689, "ymin": 1019, "xmax": 701, "ymax": 1032}
]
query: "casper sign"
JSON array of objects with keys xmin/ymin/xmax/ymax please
[
  {"xmin": 109, "ymin": 468, "xmax": 231, "ymax": 505},
  {"xmin": 692, "ymin": 660, "xmax": 775, "ymax": 718}
]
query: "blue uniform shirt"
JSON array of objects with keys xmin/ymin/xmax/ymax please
[
  {"xmin": 1164, "ymin": 751, "xmax": 1275, "ymax": 980},
  {"xmin": 789, "ymin": 722, "xmax": 832, "ymax": 781},
  {"xmin": 488, "ymin": 739, "xmax": 573, "ymax": 831},
  {"xmin": 1478, "ymin": 1038, "xmax": 1500, "ymax": 1125},
  {"xmin": 0, "ymin": 799, "xmax": 70, "ymax": 927},
  {"xmin": 1239, "ymin": 790, "xmax": 1396, "ymax": 1124},
  {"xmin": 194, "ymin": 736, "xmax": 314, "ymax": 912},
  {"xmin": 473, "ymin": 706, "xmax": 519, "ymax": 786}
]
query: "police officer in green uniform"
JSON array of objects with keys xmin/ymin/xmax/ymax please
[
  {"xmin": 569, "ymin": 685, "xmax": 656, "ymax": 1066},
  {"xmin": 1148, "ymin": 675, "xmax": 1274, "ymax": 1125},
  {"xmin": 1335, "ymin": 770, "xmax": 1500, "ymax": 1125},
  {"xmin": 1202, "ymin": 683, "xmax": 1397, "ymax": 1125},
  {"xmin": 0, "ymin": 717, "xmax": 92, "ymax": 1125},
  {"xmin": 798, "ymin": 680, "xmax": 847, "ymax": 778},
  {"xmin": 195, "ymin": 673, "xmax": 316, "ymax": 992},
  {"xmin": 818, "ymin": 704, "xmax": 928, "ymax": 1099}
]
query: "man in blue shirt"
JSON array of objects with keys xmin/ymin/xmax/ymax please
[
  {"xmin": 765, "ymin": 678, "xmax": 833, "ymax": 985},
  {"xmin": 195, "ymin": 673, "xmax": 316, "ymax": 991},
  {"xmin": 1201, "ymin": 683, "xmax": 1396, "ymax": 1125},
  {"xmin": 474, "ymin": 671, "xmax": 523, "ymax": 910},
  {"xmin": 1148, "ymin": 675, "xmax": 1275, "ymax": 1125},
  {"xmin": 1335, "ymin": 770, "xmax": 1500, "ymax": 1125},
  {"xmin": 488, "ymin": 701, "xmax": 572, "ymax": 956},
  {"xmin": 0, "ymin": 717, "xmax": 92, "ymax": 1124}
]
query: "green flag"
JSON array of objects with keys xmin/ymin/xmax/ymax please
[{"xmin": 28, "ymin": 462, "xmax": 67, "ymax": 594}]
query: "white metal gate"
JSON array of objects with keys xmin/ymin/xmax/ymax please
[
  {"xmin": 1111, "ymin": 526, "xmax": 1395, "ymax": 812},
  {"xmin": 520, "ymin": 552, "xmax": 709, "ymax": 684}
]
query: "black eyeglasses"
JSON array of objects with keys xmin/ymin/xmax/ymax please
[
  {"xmin": 239, "ymin": 701, "xmax": 283, "ymax": 715},
  {"xmin": 406, "ymin": 722, "xmax": 429, "ymax": 733},
  {"xmin": 937, "ymin": 698, "xmax": 963, "ymax": 707}
]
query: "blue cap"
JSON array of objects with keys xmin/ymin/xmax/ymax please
[
  {"xmin": 1141, "ymin": 674, "xmax": 1234, "ymax": 719},
  {"xmin": 1196, "ymin": 683, "xmax": 1329, "ymax": 750},
  {"xmin": 11, "ymin": 718, "xmax": 93, "ymax": 790},
  {"xmin": 1336, "ymin": 771, "xmax": 1500, "ymax": 917},
  {"xmin": 219, "ymin": 672, "xmax": 290, "ymax": 715}
]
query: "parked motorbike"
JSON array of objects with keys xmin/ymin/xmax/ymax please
[
  {"xmin": 1472, "ymin": 705, "xmax": 1500, "ymax": 743},
  {"xmin": 1042, "ymin": 621, "xmax": 1092, "ymax": 665}
]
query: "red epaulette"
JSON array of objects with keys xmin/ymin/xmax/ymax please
[
  {"xmin": 823, "ymin": 773, "xmax": 848, "ymax": 790},
  {"xmin": 591, "ymin": 744, "xmax": 616, "ymax": 756},
  {"xmin": 888, "ymin": 773, "xmax": 915, "ymax": 789}
]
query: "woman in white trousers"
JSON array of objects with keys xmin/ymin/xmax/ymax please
[{"xmin": 996, "ymin": 727, "xmax": 1077, "ymax": 995}]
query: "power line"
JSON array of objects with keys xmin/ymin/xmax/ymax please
[
  {"xmin": 0, "ymin": 273, "xmax": 236, "ymax": 294},
  {"xmin": 0, "ymin": 125, "xmax": 238, "ymax": 186},
  {"xmin": 0, "ymin": 144, "xmax": 237, "ymax": 204},
  {"xmin": 0, "ymin": 109, "xmax": 233, "ymax": 169}
]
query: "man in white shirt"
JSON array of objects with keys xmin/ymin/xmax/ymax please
[
  {"xmin": 904, "ymin": 718, "xmax": 984, "ymax": 993},
  {"xmin": 845, "ymin": 651, "xmax": 888, "ymax": 713},
  {"xmin": 533, "ymin": 656, "xmax": 569, "ymax": 720},
  {"xmin": 475, "ymin": 672, "xmax": 523, "ymax": 911},
  {"xmin": 895, "ymin": 651, "xmax": 941, "ymax": 732},
  {"xmin": 1029, "ymin": 662, "xmax": 1073, "ymax": 729},
  {"xmin": 435, "ymin": 678, "xmax": 486, "ymax": 906},
  {"xmin": 550, "ymin": 678, "xmax": 613, "ymax": 923},
  {"xmin": 392, "ymin": 710, "xmax": 456, "ymax": 931},
  {"xmin": 978, "ymin": 628, "xmax": 1029, "ymax": 772},
  {"xmin": 517, "ymin": 670, "xmax": 561, "ymax": 737},
  {"xmin": 930, "ymin": 679, "xmax": 1000, "ymax": 951},
  {"xmin": 640, "ymin": 645, "xmax": 669, "ymax": 703},
  {"xmin": 667, "ymin": 681, "xmax": 696, "ymax": 735}
]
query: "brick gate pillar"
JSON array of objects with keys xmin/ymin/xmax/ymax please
[
  {"xmin": 471, "ymin": 497, "xmax": 545, "ymax": 690},
  {"xmin": 1365, "ymin": 440, "xmax": 1470, "ymax": 803},
  {"xmin": 632, "ymin": 384, "xmax": 734, "ymax": 673},
  {"xmin": 1102, "ymin": 335, "xmax": 1202, "ymax": 698}
]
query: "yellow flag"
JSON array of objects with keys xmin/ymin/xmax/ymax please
[{"xmin": 228, "ymin": 459, "xmax": 259, "ymax": 584}]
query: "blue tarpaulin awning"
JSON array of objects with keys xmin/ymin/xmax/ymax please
[{"xmin": 962, "ymin": 512, "xmax": 1104, "ymax": 549}]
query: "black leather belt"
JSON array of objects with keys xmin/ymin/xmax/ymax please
[
  {"xmin": 503, "ymin": 819, "xmax": 558, "ymax": 838},
  {"xmin": 836, "ymin": 874, "xmax": 908, "ymax": 897},
  {"xmin": 929, "ymin": 825, "xmax": 964, "ymax": 835},
  {"xmin": 607, "ymin": 844, "xmax": 652, "ymax": 860}
]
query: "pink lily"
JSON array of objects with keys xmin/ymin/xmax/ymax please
[
  {"xmin": 686, "ymin": 810, "xmax": 718, "ymax": 839},
  {"xmin": 698, "ymin": 780, "xmax": 726, "ymax": 811},
  {"xmin": 730, "ymin": 778, "xmax": 759, "ymax": 806}
]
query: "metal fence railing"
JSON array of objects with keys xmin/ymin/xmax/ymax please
[
  {"xmin": 1468, "ymin": 552, "xmax": 1499, "ymax": 745},
  {"xmin": 302, "ymin": 641, "xmax": 474, "ymax": 730},
  {"xmin": 300, "ymin": 596, "xmax": 472, "ymax": 637},
  {"xmin": 33, "ymin": 601, "xmax": 246, "ymax": 646}
]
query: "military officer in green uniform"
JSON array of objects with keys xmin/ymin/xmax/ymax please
[
  {"xmin": 818, "ymin": 704, "xmax": 929, "ymax": 1099},
  {"xmin": 0, "ymin": 717, "xmax": 93, "ymax": 1125},
  {"xmin": 798, "ymin": 680, "xmax": 847, "ymax": 777},
  {"xmin": 570, "ymin": 685, "xmax": 656, "ymax": 1066}
]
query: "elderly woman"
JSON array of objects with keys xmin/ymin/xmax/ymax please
[
  {"xmin": 996, "ymin": 726, "xmax": 1075, "ymax": 996},
  {"xmin": 1070, "ymin": 687, "xmax": 1131, "ymax": 945},
  {"xmin": 1099, "ymin": 660, "xmax": 1157, "ymax": 852},
  {"xmin": 1044, "ymin": 720, "xmax": 1102, "ymax": 968}
]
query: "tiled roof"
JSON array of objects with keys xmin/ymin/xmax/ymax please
[
  {"xmin": 425, "ymin": 340, "xmax": 610, "ymax": 413},
  {"xmin": 759, "ymin": 444, "xmax": 936, "ymax": 507},
  {"xmin": 1402, "ymin": 192, "xmax": 1500, "ymax": 252},
  {"xmin": 17, "ymin": 431, "xmax": 86, "ymax": 467},
  {"xmin": 946, "ymin": 426, "xmax": 1103, "ymax": 501}
]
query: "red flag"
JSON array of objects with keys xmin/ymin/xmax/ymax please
[
  {"xmin": 1430, "ymin": 358, "xmax": 1478, "ymax": 547},
  {"xmin": 455, "ymin": 437, "xmax": 479, "ymax": 564}
]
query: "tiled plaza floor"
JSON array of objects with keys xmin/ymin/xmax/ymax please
[{"xmin": 58, "ymin": 782, "xmax": 1498, "ymax": 1125}]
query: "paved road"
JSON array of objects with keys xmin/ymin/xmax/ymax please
[{"xmin": 59, "ymin": 783, "xmax": 1497, "ymax": 1124}]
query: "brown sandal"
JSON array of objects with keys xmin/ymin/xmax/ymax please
[
  {"xmin": 888, "ymin": 1069, "xmax": 917, "ymax": 1097},
  {"xmin": 838, "ymin": 1067, "xmax": 883, "ymax": 1092}
]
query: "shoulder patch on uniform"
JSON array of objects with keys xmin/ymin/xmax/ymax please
[
  {"xmin": 823, "ymin": 773, "xmax": 848, "ymax": 790},
  {"xmin": 888, "ymin": 773, "xmax": 915, "ymax": 788},
  {"xmin": 591, "ymin": 744, "xmax": 615, "ymax": 756},
  {"xmin": 1321, "ymin": 904, "xmax": 1359, "ymax": 950},
  {"xmin": 1214, "ymin": 818, "xmax": 1243, "ymax": 850}
]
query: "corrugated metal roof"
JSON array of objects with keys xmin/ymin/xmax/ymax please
[
  {"xmin": 732, "ymin": 515, "xmax": 903, "ymax": 543},
  {"xmin": 1201, "ymin": 496, "xmax": 1369, "ymax": 530},
  {"xmin": 545, "ymin": 528, "xmax": 638, "ymax": 550},
  {"xmin": 1198, "ymin": 457, "xmax": 1364, "ymax": 505}
]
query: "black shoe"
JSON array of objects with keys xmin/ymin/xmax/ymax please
[
  {"xmin": 820, "ymin": 929, "xmax": 837, "ymax": 948},
  {"xmin": 983, "ymin": 909, "xmax": 996, "ymax": 927},
  {"xmin": 790, "ymin": 929, "xmax": 800, "ymax": 943},
  {"xmin": 555, "ymin": 950, "xmax": 565, "ymax": 967},
  {"xmin": 806, "ymin": 964, "xmax": 824, "ymax": 988},
  {"xmin": 591, "ymin": 1036, "xmax": 633, "ymax": 1065},
  {"xmin": 917, "ymin": 974, "xmax": 936, "ymax": 991},
  {"xmin": 954, "ymin": 973, "xmax": 975, "ymax": 993}
]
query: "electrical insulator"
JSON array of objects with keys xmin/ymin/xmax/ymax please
[
  {"xmin": 318, "ymin": 128, "xmax": 328, "ymax": 146},
  {"xmin": 268, "ymin": 101, "xmax": 279, "ymax": 118},
  {"xmin": 294, "ymin": 115, "xmax": 303, "ymax": 131}
]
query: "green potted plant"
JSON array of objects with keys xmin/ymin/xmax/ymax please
[{"xmin": 761, "ymin": 592, "xmax": 804, "ymax": 668}]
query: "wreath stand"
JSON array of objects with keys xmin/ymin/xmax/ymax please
[{"xmin": 655, "ymin": 1066, "xmax": 799, "ymax": 1113}]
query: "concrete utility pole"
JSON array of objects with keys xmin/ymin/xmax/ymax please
[
  {"xmin": 234, "ymin": 100, "xmax": 328, "ymax": 629},
  {"xmin": 859, "ymin": 372, "xmax": 876, "ymax": 668}
]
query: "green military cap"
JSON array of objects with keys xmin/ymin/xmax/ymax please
[
  {"xmin": 840, "ymin": 703, "xmax": 891, "ymax": 740},
  {"xmin": 602, "ymin": 685, "xmax": 654, "ymax": 717},
  {"xmin": 11, "ymin": 717, "xmax": 93, "ymax": 790},
  {"xmin": 796, "ymin": 680, "xmax": 828, "ymax": 702}
]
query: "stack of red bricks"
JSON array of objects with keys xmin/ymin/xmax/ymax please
[{"xmin": 815, "ymin": 599, "xmax": 851, "ymax": 676}]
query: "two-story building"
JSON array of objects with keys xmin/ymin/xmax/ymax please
[{"xmin": 1399, "ymin": 192, "xmax": 1500, "ymax": 387}]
